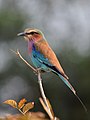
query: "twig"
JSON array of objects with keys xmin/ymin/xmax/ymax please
[
  {"xmin": 10, "ymin": 49, "xmax": 37, "ymax": 73},
  {"xmin": 39, "ymin": 97, "xmax": 54, "ymax": 120},
  {"xmin": 37, "ymin": 71, "xmax": 54, "ymax": 120},
  {"xmin": 39, "ymin": 98, "xmax": 59, "ymax": 120},
  {"xmin": 11, "ymin": 49, "xmax": 58, "ymax": 120},
  {"xmin": 17, "ymin": 108, "xmax": 25, "ymax": 115},
  {"xmin": 37, "ymin": 71, "xmax": 49, "ymax": 108}
]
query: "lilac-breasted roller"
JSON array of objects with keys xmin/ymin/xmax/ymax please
[{"xmin": 18, "ymin": 28, "xmax": 87, "ymax": 112}]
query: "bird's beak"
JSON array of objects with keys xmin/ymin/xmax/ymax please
[{"xmin": 17, "ymin": 32, "xmax": 25, "ymax": 36}]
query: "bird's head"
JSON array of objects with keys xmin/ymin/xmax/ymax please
[{"xmin": 17, "ymin": 28, "xmax": 45, "ymax": 42}]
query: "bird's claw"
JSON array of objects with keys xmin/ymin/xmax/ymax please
[
  {"xmin": 33, "ymin": 68, "xmax": 41, "ymax": 75},
  {"xmin": 33, "ymin": 71, "xmax": 37, "ymax": 75},
  {"xmin": 36, "ymin": 68, "xmax": 42, "ymax": 72}
]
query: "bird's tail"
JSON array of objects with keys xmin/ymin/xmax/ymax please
[
  {"xmin": 58, "ymin": 73, "xmax": 76, "ymax": 94},
  {"xmin": 58, "ymin": 73, "xmax": 87, "ymax": 113},
  {"xmin": 42, "ymin": 62, "xmax": 87, "ymax": 113}
]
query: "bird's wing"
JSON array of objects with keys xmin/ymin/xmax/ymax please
[{"xmin": 34, "ymin": 40, "xmax": 69, "ymax": 79}]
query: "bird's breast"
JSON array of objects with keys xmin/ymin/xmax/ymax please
[{"xmin": 28, "ymin": 40, "xmax": 35, "ymax": 54}]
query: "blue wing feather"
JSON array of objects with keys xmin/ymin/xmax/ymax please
[{"xmin": 31, "ymin": 44, "xmax": 51, "ymax": 71}]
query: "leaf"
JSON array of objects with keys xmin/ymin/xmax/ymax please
[
  {"xmin": 23, "ymin": 102, "xmax": 34, "ymax": 114},
  {"xmin": 18, "ymin": 98, "xmax": 27, "ymax": 109},
  {"xmin": 4, "ymin": 100, "xmax": 17, "ymax": 108}
]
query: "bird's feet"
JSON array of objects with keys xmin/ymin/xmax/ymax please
[{"xmin": 33, "ymin": 68, "xmax": 42, "ymax": 75}]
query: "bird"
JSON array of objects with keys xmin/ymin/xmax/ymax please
[{"xmin": 17, "ymin": 28, "xmax": 87, "ymax": 112}]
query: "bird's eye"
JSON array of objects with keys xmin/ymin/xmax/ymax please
[
  {"xmin": 26, "ymin": 32, "xmax": 39, "ymax": 35},
  {"xmin": 30, "ymin": 32, "xmax": 35, "ymax": 35},
  {"xmin": 30, "ymin": 32, "xmax": 39, "ymax": 34},
  {"xmin": 25, "ymin": 32, "xmax": 31, "ymax": 35}
]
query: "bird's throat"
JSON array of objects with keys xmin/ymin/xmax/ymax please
[{"xmin": 28, "ymin": 40, "xmax": 34, "ymax": 54}]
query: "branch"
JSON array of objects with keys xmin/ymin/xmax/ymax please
[
  {"xmin": 10, "ymin": 49, "xmax": 37, "ymax": 73},
  {"xmin": 39, "ymin": 98, "xmax": 54, "ymax": 120},
  {"xmin": 39, "ymin": 98, "xmax": 59, "ymax": 120},
  {"xmin": 37, "ymin": 71, "xmax": 55, "ymax": 120},
  {"xmin": 37, "ymin": 71, "xmax": 49, "ymax": 108},
  {"xmin": 11, "ymin": 49, "xmax": 59, "ymax": 120}
]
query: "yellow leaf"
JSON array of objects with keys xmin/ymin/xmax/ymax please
[
  {"xmin": 23, "ymin": 102, "xmax": 34, "ymax": 114},
  {"xmin": 18, "ymin": 98, "xmax": 27, "ymax": 109},
  {"xmin": 3, "ymin": 100, "xmax": 17, "ymax": 108}
]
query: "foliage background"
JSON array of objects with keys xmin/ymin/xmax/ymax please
[{"xmin": 0, "ymin": 0, "xmax": 90, "ymax": 120}]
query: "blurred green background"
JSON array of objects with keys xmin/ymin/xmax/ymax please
[{"xmin": 0, "ymin": 0, "xmax": 90, "ymax": 120}]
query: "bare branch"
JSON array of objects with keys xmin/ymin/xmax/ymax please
[
  {"xmin": 10, "ymin": 49, "xmax": 37, "ymax": 73},
  {"xmin": 37, "ymin": 71, "xmax": 49, "ymax": 108},
  {"xmin": 39, "ymin": 97, "xmax": 54, "ymax": 120},
  {"xmin": 10, "ymin": 49, "xmax": 59, "ymax": 120},
  {"xmin": 37, "ymin": 71, "xmax": 55, "ymax": 119}
]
